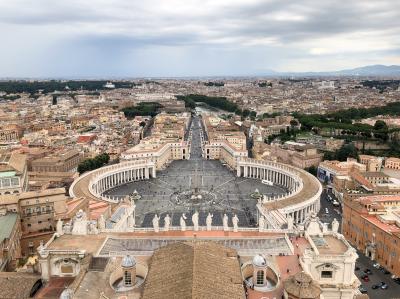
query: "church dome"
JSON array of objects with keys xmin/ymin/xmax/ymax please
[
  {"xmin": 252, "ymin": 254, "xmax": 267, "ymax": 267},
  {"xmin": 59, "ymin": 288, "xmax": 74, "ymax": 299},
  {"xmin": 121, "ymin": 255, "xmax": 136, "ymax": 268}
]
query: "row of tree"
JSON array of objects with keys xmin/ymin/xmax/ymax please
[
  {"xmin": 177, "ymin": 94, "xmax": 239, "ymax": 112},
  {"xmin": 121, "ymin": 102, "xmax": 163, "ymax": 118},
  {"xmin": 0, "ymin": 80, "xmax": 136, "ymax": 94},
  {"xmin": 77, "ymin": 153, "xmax": 110, "ymax": 174},
  {"xmin": 204, "ymin": 82, "xmax": 224, "ymax": 87}
]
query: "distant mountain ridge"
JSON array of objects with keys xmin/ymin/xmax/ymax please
[{"xmin": 258, "ymin": 65, "xmax": 400, "ymax": 77}]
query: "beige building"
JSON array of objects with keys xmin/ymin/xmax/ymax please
[
  {"xmin": 0, "ymin": 152, "xmax": 28, "ymax": 196},
  {"xmin": 0, "ymin": 124, "xmax": 23, "ymax": 143},
  {"xmin": 0, "ymin": 213, "xmax": 21, "ymax": 271},
  {"xmin": 0, "ymin": 188, "xmax": 69, "ymax": 256},
  {"xmin": 31, "ymin": 149, "xmax": 83, "ymax": 173},
  {"xmin": 385, "ymin": 157, "xmax": 400, "ymax": 170},
  {"xmin": 121, "ymin": 113, "xmax": 191, "ymax": 169},
  {"xmin": 359, "ymin": 154, "xmax": 382, "ymax": 171}
]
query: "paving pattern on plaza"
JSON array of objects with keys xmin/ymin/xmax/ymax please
[{"xmin": 105, "ymin": 116, "xmax": 287, "ymax": 227}]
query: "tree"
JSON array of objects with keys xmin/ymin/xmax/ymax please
[
  {"xmin": 323, "ymin": 151, "xmax": 336, "ymax": 161},
  {"xmin": 374, "ymin": 120, "xmax": 388, "ymax": 131},
  {"xmin": 305, "ymin": 166, "xmax": 317, "ymax": 176},
  {"xmin": 242, "ymin": 109, "xmax": 250, "ymax": 118},
  {"xmin": 290, "ymin": 119, "xmax": 299, "ymax": 127},
  {"xmin": 78, "ymin": 153, "xmax": 110, "ymax": 174},
  {"xmin": 336, "ymin": 144, "xmax": 359, "ymax": 161}
]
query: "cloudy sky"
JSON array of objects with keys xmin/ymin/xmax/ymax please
[{"xmin": 0, "ymin": 0, "xmax": 399, "ymax": 77}]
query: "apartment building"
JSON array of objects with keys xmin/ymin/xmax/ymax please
[
  {"xmin": 385, "ymin": 157, "xmax": 400, "ymax": 170},
  {"xmin": 359, "ymin": 154, "xmax": 382, "ymax": 172},
  {"xmin": 0, "ymin": 152, "xmax": 28, "ymax": 196},
  {"xmin": 0, "ymin": 188, "xmax": 69, "ymax": 256},
  {"xmin": 0, "ymin": 213, "xmax": 21, "ymax": 271},
  {"xmin": 31, "ymin": 149, "xmax": 83, "ymax": 173},
  {"xmin": 342, "ymin": 195, "xmax": 400, "ymax": 276}
]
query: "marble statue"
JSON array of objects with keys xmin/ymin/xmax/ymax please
[
  {"xmin": 63, "ymin": 222, "xmax": 72, "ymax": 234},
  {"xmin": 331, "ymin": 218, "xmax": 339, "ymax": 233},
  {"xmin": 89, "ymin": 221, "xmax": 98, "ymax": 234},
  {"xmin": 180, "ymin": 213, "xmax": 187, "ymax": 231},
  {"xmin": 232, "ymin": 214, "xmax": 239, "ymax": 232},
  {"xmin": 287, "ymin": 215, "xmax": 294, "ymax": 230},
  {"xmin": 98, "ymin": 215, "xmax": 106, "ymax": 230},
  {"xmin": 223, "ymin": 213, "xmax": 229, "ymax": 231},
  {"xmin": 56, "ymin": 219, "xmax": 63, "ymax": 236},
  {"xmin": 192, "ymin": 210, "xmax": 199, "ymax": 231},
  {"xmin": 72, "ymin": 209, "xmax": 88, "ymax": 235},
  {"xmin": 206, "ymin": 213, "xmax": 213, "ymax": 231},
  {"xmin": 128, "ymin": 213, "xmax": 135, "ymax": 228},
  {"xmin": 259, "ymin": 215, "xmax": 265, "ymax": 232},
  {"xmin": 164, "ymin": 214, "xmax": 171, "ymax": 231},
  {"xmin": 152, "ymin": 214, "xmax": 160, "ymax": 232},
  {"xmin": 322, "ymin": 222, "xmax": 328, "ymax": 233}
]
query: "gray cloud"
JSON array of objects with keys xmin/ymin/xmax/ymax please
[{"xmin": 0, "ymin": 0, "xmax": 399, "ymax": 77}]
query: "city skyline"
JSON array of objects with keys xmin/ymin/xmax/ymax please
[{"xmin": 0, "ymin": 0, "xmax": 399, "ymax": 77}]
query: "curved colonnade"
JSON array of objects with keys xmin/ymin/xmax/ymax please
[
  {"xmin": 237, "ymin": 158, "xmax": 322, "ymax": 226},
  {"xmin": 70, "ymin": 158, "xmax": 322, "ymax": 226}
]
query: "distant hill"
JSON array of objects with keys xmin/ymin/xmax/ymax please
[
  {"xmin": 257, "ymin": 65, "xmax": 400, "ymax": 77},
  {"xmin": 333, "ymin": 65, "xmax": 400, "ymax": 76}
]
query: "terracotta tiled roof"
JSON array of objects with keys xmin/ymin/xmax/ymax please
[
  {"xmin": 0, "ymin": 272, "xmax": 41, "ymax": 299},
  {"xmin": 142, "ymin": 241, "xmax": 245, "ymax": 299}
]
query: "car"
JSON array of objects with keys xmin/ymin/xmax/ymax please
[
  {"xmin": 361, "ymin": 274, "xmax": 370, "ymax": 282},
  {"xmin": 261, "ymin": 180, "xmax": 273, "ymax": 186},
  {"xmin": 373, "ymin": 282, "xmax": 388, "ymax": 289},
  {"xmin": 332, "ymin": 200, "xmax": 340, "ymax": 207},
  {"xmin": 358, "ymin": 285, "xmax": 368, "ymax": 294},
  {"xmin": 325, "ymin": 208, "xmax": 329, "ymax": 214},
  {"xmin": 355, "ymin": 266, "xmax": 360, "ymax": 271},
  {"xmin": 373, "ymin": 263, "xmax": 380, "ymax": 269},
  {"xmin": 372, "ymin": 284, "xmax": 380, "ymax": 289},
  {"xmin": 393, "ymin": 278, "xmax": 400, "ymax": 285},
  {"xmin": 364, "ymin": 269, "xmax": 372, "ymax": 275}
]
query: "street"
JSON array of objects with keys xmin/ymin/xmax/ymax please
[{"xmin": 318, "ymin": 188, "xmax": 400, "ymax": 299}]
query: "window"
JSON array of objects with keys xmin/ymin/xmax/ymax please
[
  {"xmin": 124, "ymin": 270, "xmax": 132, "ymax": 286},
  {"xmin": 256, "ymin": 270, "xmax": 264, "ymax": 285},
  {"xmin": 321, "ymin": 271, "xmax": 332, "ymax": 278}
]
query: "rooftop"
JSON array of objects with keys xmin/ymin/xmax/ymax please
[
  {"xmin": 0, "ymin": 213, "xmax": 18, "ymax": 244},
  {"xmin": 310, "ymin": 235, "xmax": 348, "ymax": 255},
  {"xmin": 142, "ymin": 241, "xmax": 244, "ymax": 299}
]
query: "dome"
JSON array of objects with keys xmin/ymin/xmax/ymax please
[
  {"xmin": 252, "ymin": 254, "xmax": 267, "ymax": 267},
  {"xmin": 121, "ymin": 255, "xmax": 136, "ymax": 268},
  {"xmin": 283, "ymin": 272, "xmax": 321, "ymax": 298},
  {"xmin": 59, "ymin": 288, "xmax": 74, "ymax": 299}
]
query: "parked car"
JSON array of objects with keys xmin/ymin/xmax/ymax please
[
  {"xmin": 359, "ymin": 285, "xmax": 368, "ymax": 294},
  {"xmin": 355, "ymin": 265, "xmax": 360, "ymax": 271},
  {"xmin": 364, "ymin": 269, "xmax": 372, "ymax": 275},
  {"xmin": 373, "ymin": 263, "xmax": 380, "ymax": 269},
  {"xmin": 373, "ymin": 282, "xmax": 388, "ymax": 290},
  {"xmin": 393, "ymin": 278, "xmax": 400, "ymax": 285},
  {"xmin": 361, "ymin": 274, "xmax": 370, "ymax": 282},
  {"xmin": 372, "ymin": 284, "xmax": 380, "ymax": 290}
]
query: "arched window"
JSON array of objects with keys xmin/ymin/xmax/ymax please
[
  {"xmin": 256, "ymin": 270, "xmax": 264, "ymax": 285},
  {"xmin": 124, "ymin": 270, "xmax": 132, "ymax": 286}
]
